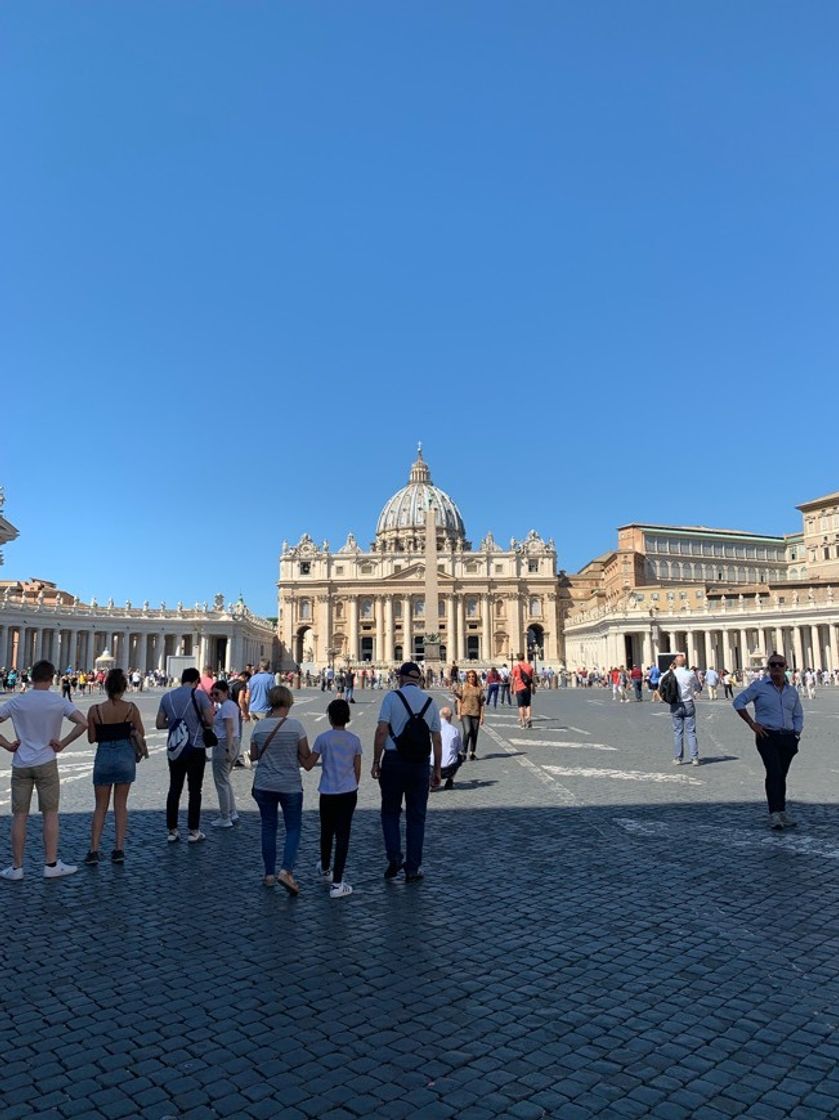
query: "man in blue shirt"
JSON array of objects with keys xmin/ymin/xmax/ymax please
[{"xmin": 733, "ymin": 652, "xmax": 804, "ymax": 830}]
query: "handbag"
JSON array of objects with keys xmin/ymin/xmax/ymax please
[{"xmin": 192, "ymin": 690, "xmax": 219, "ymax": 748}]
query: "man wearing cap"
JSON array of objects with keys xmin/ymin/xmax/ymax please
[{"xmin": 371, "ymin": 662, "xmax": 442, "ymax": 883}]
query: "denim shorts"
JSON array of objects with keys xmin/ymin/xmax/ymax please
[{"xmin": 93, "ymin": 740, "xmax": 136, "ymax": 786}]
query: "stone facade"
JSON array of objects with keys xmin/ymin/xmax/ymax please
[
  {"xmin": 564, "ymin": 490, "xmax": 839, "ymax": 672},
  {"xmin": 278, "ymin": 449, "xmax": 561, "ymax": 669}
]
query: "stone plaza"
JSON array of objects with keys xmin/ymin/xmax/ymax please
[{"xmin": 2, "ymin": 682, "xmax": 838, "ymax": 1119}]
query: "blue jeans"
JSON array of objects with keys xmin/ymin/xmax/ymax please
[
  {"xmin": 486, "ymin": 683, "xmax": 499, "ymax": 707},
  {"xmin": 379, "ymin": 751, "xmax": 430, "ymax": 875},
  {"xmin": 252, "ymin": 787, "xmax": 303, "ymax": 875},
  {"xmin": 670, "ymin": 701, "xmax": 698, "ymax": 760}
]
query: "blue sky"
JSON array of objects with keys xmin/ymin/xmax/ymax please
[{"xmin": 2, "ymin": 2, "xmax": 837, "ymax": 616}]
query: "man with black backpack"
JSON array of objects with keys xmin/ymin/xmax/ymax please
[
  {"xmin": 659, "ymin": 654, "xmax": 700, "ymax": 766},
  {"xmin": 371, "ymin": 662, "xmax": 442, "ymax": 883}
]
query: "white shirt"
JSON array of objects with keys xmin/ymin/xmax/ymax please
[
  {"xmin": 213, "ymin": 698, "xmax": 240, "ymax": 742},
  {"xmin": 498, "ymin": 667, "xmax": 511, "ymax": 681},
  {"xmin": 438, "ymin": 720, "xmax": 462, "ymax": 768},
  {"xmin": 674, "ymin": 667, "xmax": 698, "ymax": 703},
  {"xmin": 0, "ymin": 690, "xmax": 82, "ymax": 768}
]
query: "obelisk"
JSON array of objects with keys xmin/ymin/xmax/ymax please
[{"xmin": 423, "ymin": 497, "xmax": 441, "ymax": 671}]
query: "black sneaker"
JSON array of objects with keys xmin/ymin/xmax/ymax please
[
  {"xmin": 384, "ymin": 860, "xmax": 404, "ymax": 880},
  {"xmin": 405, "ymin": 871, "xmax": 425, "ymax": 884},
  {"xmin": 84, "ymin": 850, "xmax": 99, "ymax": 866},
  {"xmin": 444, "ymin": 777, "xmax": 454, "ymax": 790},
  {"xmin": 111, "ymin": 850, "xmax": 125, "ymax": 864}
]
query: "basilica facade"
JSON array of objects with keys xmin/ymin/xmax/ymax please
[{"xmin": 278, "ymin": 450, "xmax": 562, "ymax": 669}]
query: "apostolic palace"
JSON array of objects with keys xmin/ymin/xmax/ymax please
[{"xmin": 4, "ymin": 461, "xmax": 839, "ymax": 676}]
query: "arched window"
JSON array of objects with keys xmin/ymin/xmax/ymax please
[{"xmin": 334, "ymin": 602, "xmax": 343, "ymax": 618}]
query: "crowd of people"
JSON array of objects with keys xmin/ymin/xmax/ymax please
[{"xmin": 0, "ymin": 644, "xmax": 813, "ymax": 888}]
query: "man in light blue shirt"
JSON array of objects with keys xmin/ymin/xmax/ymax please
[{"xmin": 733, "ymin": 652, "xmax": 804, "ymax": 830}]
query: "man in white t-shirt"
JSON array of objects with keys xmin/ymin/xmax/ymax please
[
  {"xmin": 0, "ymin": 659, "xmax": 88, "ymax": 880},
  {"xmin": 436, "ymin": 707, "xmax": 463, "ymax": 791}
]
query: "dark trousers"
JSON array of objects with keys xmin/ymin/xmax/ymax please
[
  {"xmin": 166, "ymin": 747, "xmax": 206, "ymax": 831},
  {"xmin": 499, "ymin": 683, "xmax": 512, "ymax": 705},
  {"xmin": 486, "ymin": 684, "xmax": 499, "ymax": 707},
  {"xmin": 379, "ymin": 752, "xmax": 430, "ymax": 875},
  {"xmin": 461, "ymin": 715, "xmax": 480, "ymax": 756},
  {"xmin": 755, "ymin": 731, "xmax": 798, "ymax": 813},
  {"xmin": 320, "ymin": 791, "xmax": 357, "ymax": 883}
]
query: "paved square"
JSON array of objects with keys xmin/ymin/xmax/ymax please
[{"xmin": 1, "ymin": 683, "xmax": 838, "ymax": 1119}]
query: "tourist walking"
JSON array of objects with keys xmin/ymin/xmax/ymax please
[
  {"xmin": 250, "ymin": 685, "xmax": 313, "ymax": 892},
  {"xmin": 345, "ymin": 668, "xmax": 356, "ymax": 704},
  {"xmin": 454, "ymin": 669, "xmax": 485, "ymax": 760},
  {"xmin": 84, "ymin": 668, "xmax": 148, "ymax": 866},
  {"xmin": 498, "ymin": 664, "xmax": 512, "ymax": 705},
  {"xmin": 371, "ymin": 662, "xmax": 442, "ymax": 883},
  {"xmin": 156, "ymin": 667, "xmax": 216, "ymax": 843},
  {"xmin": 660, "ymin": 654, "xmax": 700, "ymax": 765},
  {"xmin": 0, "ymin": 659, "xmax": 88, "ymax": 880},
  {"xmin": 244, "ymin": 659, "xmax": 274, "ymax": 722},
  {"xmin": 485, "ymin": 666, "xmax": 500, "ymax": 708},
  {"xmin": 512, "ymin": 653, "xmax": 535, "ymax": 728},
  {"xmin": 705, "ymin": 667, "xmax": 720, "ymax": 700},
  {"xmin": 733, "ymin": 653, "xmax": 803, "ymax": 829},
  {"xmin": 208, "ymin": 679, "xmax": 240, "ymax": 829},
  {"xmin": 311, "ymin": 699, "xmax": 361, "ymax": 898},
  {"xmin": 630, "ymin": 664, "xmax": 643, "ymax": 701}
]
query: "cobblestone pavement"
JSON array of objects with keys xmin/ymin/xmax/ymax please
[{"xmin": 2, "ymin": 684, "xmax": 839, "ymax": 1119}]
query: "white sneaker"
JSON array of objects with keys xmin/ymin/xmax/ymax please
[
  {"xmin": 187, "ymin": 830, "xmax": 206, "ymax": 843},
  {"xmin": 691, "ymin": 758, "xmax": 701, "ymax": 766},
  {"xmin": 43, "ymin": 860, "xmax": 78, "ymax": 879},
  {"xmin": 230, "ymin": 814, "xmax": 240, "ymax": 824},
  {"xmin": 167, "ymin": 829, "xmax": 180, "ymax": 843},
  {"xmin": 672, "ymin": 758, "xmax": 683, "ymax": 766},
  {"xmin": 780, "ymin": 811, "xmax": 798, "ymax": 827},
  {"xmin": 0, "ymin": 866, "xmax": 23, "ymax": 881},
  {"xmin": 330, "ymin": 881, "xmax": 353, "ymax": 898},
  {"xmin": 210, "ymin": 818, "xmax": 234, "ymax": 829},
  {"xmin": 315, "ymin": 858, "xmax": 332, "ymax": 882},
  {"xmin": 769, "ymin": 812, "xmax": 785, "ymax": 830}
]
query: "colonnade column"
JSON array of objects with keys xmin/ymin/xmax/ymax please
[
  {"xmin": 686, "ymin": 631, "xmax": 697, "ymax": 666},
  {"xmin": 810, "ymin": 625, "xmax": 823, "ymax": 671},
  {"xmin": 831, "ymin": 624, "xmax": 839, "ymax": 671},
  {"xmin": 642, "ymin": 630, "xmax": 653, "ymax": 667},
  {"xmin": 456, "ymin": 595, "xmax": 466, "ymax": 661},
  {"xmin": 792, "ymin": 627, "xmax": 805, "ymax": 670}
]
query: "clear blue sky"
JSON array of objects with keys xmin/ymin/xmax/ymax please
[{"xmin": 2, "ymin": 2, "xmax": 837, "ymax": 616}]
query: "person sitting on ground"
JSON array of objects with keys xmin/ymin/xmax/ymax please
[
  {"xmin": 437, "ymin": 707, "xmax": 463, "ymax": 790},
  {"xmin": 310, "ymin": 698, "xmax": 361, "ymax": 899}
]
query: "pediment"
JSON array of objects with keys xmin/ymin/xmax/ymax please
[{"xmin": 382, "ymin": 562, "xmax": 456, "ymax": 584}]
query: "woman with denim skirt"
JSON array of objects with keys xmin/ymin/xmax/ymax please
[{"xmin": 250, "ymin": 685, "xmax": 314, "ymax": 892}]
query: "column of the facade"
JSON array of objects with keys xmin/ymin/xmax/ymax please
[
  {"xmin": 641, "ymin": 630, "xmax": 653, "ymax": 667},
  {"xmin": 792, "ymin": 626, "xmax": 805, "ymax": 671},
  {"xmin": 810, "ymin": 624, "xmax": 823, "ymax": 671},
  {"xmin": 702, "ymin": 630, "xmax": 713, "ymax": 669},
  {"xmin": 445, "ymin": 594, "xmax": 456, "ymax": 662},
  {"xmin": 830, "ymin": 623, "xmax": 839, "ymax": 671},
  {"xmin": 737, "ymin": 627, "xmax": 749, "ymax": 670},
  {"xmin": 721, "ymin": 630, "xmax": 735, "ymax": 673},
  {"xmin": 686, "ymin": 630, "xmax": 698, "ymax": 666},
  {"xmin": 402, "ymin": 597, "xmax": 412, "ymax": 663},
  {"xmin": 456, "ymin": 595, "xmax": 466, "ymax": 661},
  {"xmin": 374, "ymin": 597, "xmax": 384, "ymax": 663},
  {"xmin": 384, "ymin": 595, "xmax": 394, "ymax": 664},
  {"xmin": 348, "ymin": 598, "xmax": 359, "ymax": 663},
  {"xmin": 481, "ymin": 594, "xmax": 492, "ymax": 663},
  {"xmin": 318, "ymin": 596, "xmax": 331, "ymax": 664}
]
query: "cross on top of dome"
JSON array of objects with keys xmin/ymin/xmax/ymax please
[{"xmin": 408, "ymin": 443, "xmax": 431, "ymax": 485}]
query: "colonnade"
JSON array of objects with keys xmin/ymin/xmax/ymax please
[
  {"xmin": 590, "ymin": 618, "xmax": 839, "ymax": 672},
  {"xmin": 0, "ymin": 622, "xmax": 272, "ymax": 673}
]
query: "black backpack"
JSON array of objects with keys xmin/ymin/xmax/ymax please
[
  {"xmin": 389, "ymin": 690, "xmax": 433, "ymax": 763},
  {"xmin": 659, "ymin": 671, "xmax": 680, "ymax": 705}
]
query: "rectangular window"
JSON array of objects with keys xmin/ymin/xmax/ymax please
[
  {"xmin": 335, "ymin": 565, "xmax": 343, "ymax": 575},
  {"xmin": 495, "ymin": 564, "xmax": 503, "ymax": 574},
  {"xmin": 528, "ymin": 560, "xmax": 538, "ymax": 573}
]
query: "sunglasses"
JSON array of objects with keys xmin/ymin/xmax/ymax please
[{"xmin": 768, "ymin": 662, "xmax": 786, "ymax": 669}]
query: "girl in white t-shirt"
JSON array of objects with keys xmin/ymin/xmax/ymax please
[
  {"xmin": 310, "ymin": 699, "xmax": 361, "ymax": 899},
  {"xmin": 209, "ymin": 680, "xmax": 241, "ymax": 827}
]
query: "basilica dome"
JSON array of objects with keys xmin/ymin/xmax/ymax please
[{"xmin": 375, "ymin": 448, "xmax": 467, "ymax": 550}]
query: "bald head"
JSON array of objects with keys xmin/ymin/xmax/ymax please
[{"xmin": 440, "ymin": 706, "xmax": 453, "ymax": 722}]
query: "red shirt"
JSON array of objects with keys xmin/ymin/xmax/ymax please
[
  {"xmin": 511, "ymin": 662, "xmax": 534, "ymax": 693},
  {"xmin": 630, "ymin": 667, "xmax": 643, "ymax": 681}
]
